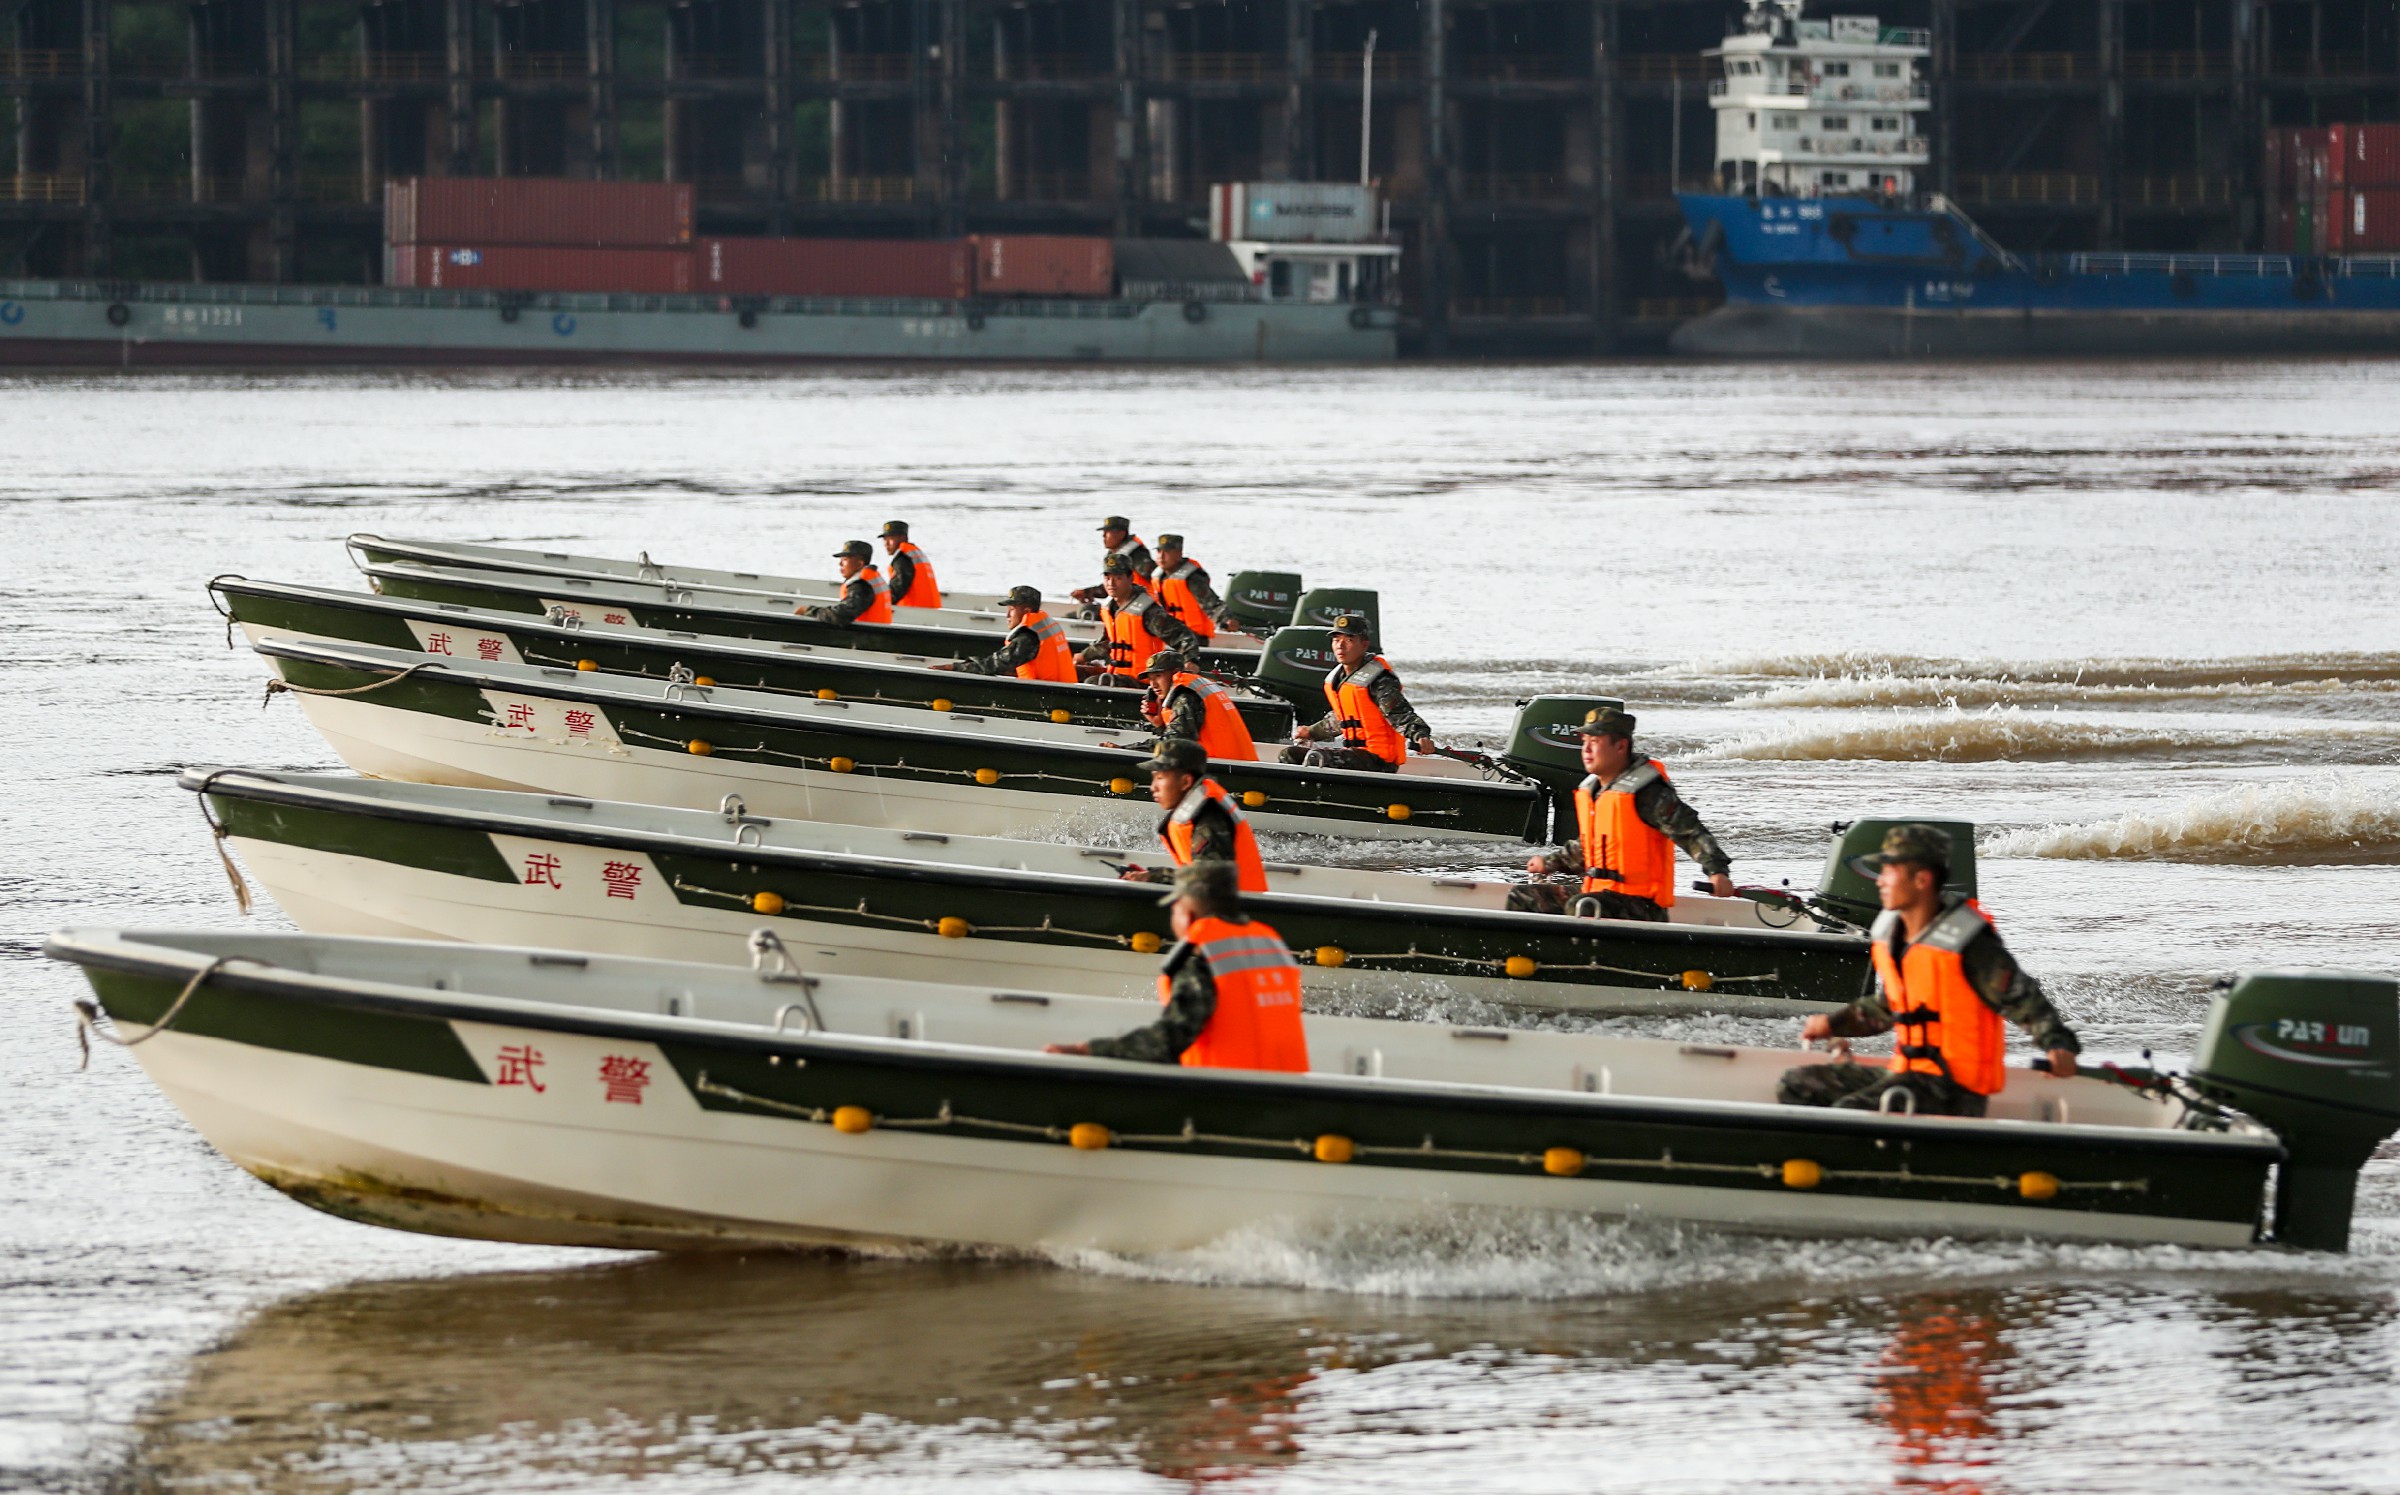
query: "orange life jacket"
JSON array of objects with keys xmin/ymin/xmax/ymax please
[
  {"xmin": 1102, "ymin": 592, "xmax": 1167, "ymax": 680},
  {"xmin": 1158, "ymin": 778, "xmax": 1270, "ymax": 892},
  {"xmin": 890, "ymin": 542, "xmax": 941, "ymax": 608},
  {"xmin": 1574, "ymin": 759, "xmax": 1677, "ymax": 908},
  {"xmin": 1160, "ymin": 914, "xmax": 1308, "ymax": 1072},
  {"xmin": 1870, "ymin": 900, "xmax": 2007, "ymax": 1097},
  {"xmin": 851, "ymin": 566, "xmax": 893, "ymax": 624},
  {"xmin": 1156, "ymin": 560, "xmax": 1217, "ymax": 641},
  {"xmin": 1111, "ymin": 535, "xmax": 1154, "ymax": 588},
  {"xmin": 1164, "ymin": 672, "xmax": 1257, "ymax": 762},
  {"xmin": 1322, "ymin": 657, "xmax": 1408, "ymax": 766},
  {"xmin": 1011, "ymin": 611, "xmax": 1077, "ymax": 682}
]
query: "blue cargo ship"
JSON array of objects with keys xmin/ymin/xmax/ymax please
[{"xmin": 1671, "ymin": 192, "xmax": 2400, "ymax": 356}]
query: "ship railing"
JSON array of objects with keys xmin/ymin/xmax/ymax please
[
  {"xmin": 1709, "ymin": 78, "xmax": 1809, "ymax": 98},
  {"xmin": 2336, "ymin": 257, "xmax": 2400, "ymax": 278},
  {"xmin": 1791, "ymin": 136, "xmax": 1928, "ymax": 158},
  {"xmin": 2066, "ymin": 253, "xmax": 2297, "ymax": 278},
  {"xmin": 0, "ymin": 173, "xmax": 84, "ymax": 203},
  {"xmin": 1879, "ymin": 26, "xmax": 1932, "ymax": 47},
  {"xmin": 1826, "ymin": 81, "xmax": 1930, "ymax": 103}
]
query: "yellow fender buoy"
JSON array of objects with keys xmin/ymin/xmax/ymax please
[
  {"xmin": 686, "ymin": 739, "xmax": 714, "ymax": 756},
  {"xmin": 1130, "ymin": 931, "xmax": 1162, "ymax": 954},
  {"xmin": 972, "ymin": 767, "xmax": 1000, "ymax": 786},
  {"xmin": 1504, "ymin": 955, "xmax": 1539, "ymax": 979},
  {"xmin": 1241, "ymin": 790, "xmax": 1267, "ymax": 808},
  {"xmin": 1543, "ymin": 1147, "xmax": 1585, "ymax": 1177},
  {"xmin": 1069, "ymin": 1122, "xmax": 1112, "ymax": 1151},
  {"xmin": 575, "ymin": 658, "xmax": 598, "ymax": 672},
  {"xmin": 2018, "ymin": 1171, "xmax": 2060, "ymax": 1201},
  {"xmin": 936, "ymin": 916, "xmax": 971, "ymax": 939},
  {"xmin": 1681, "ymin": 969, "xmax": 1715, "ymax": 992},
  {"xmin": 831, "ymin": 1106, "xmax": 873, "ymax": 1135},
  {"xmin": 1051, "ymin": 709, "xmax": 1072, "ymax": 724},
  {"xmin": 816, "ymin": 688, "xmax": 838, "ymax": 701},
  {"xmin": 1385, "ymin": 803, "xmax": 1412, "ymax": 822},
  {"xmin": 1108, "ymin": 777, "xmax": 1136, "ymax": 795},
  {"xmin": 1782, "ymin": 1158, "xmax": 1824, "ymax": 1190},
  {"xmin": 932, "ymin": 698, "xmax": 953, "ymax": 712},
  {"xmin": 1313, "ymin": 1134, "xmax": 1355, "ymax": 1164},
  {"xmin": 751, "ymin": 891, "xmax": 786, "ymax": 916},
  {"xmin": 828, "ymin": 756, "xmax": 856, "ymax": 774},
  {"xmin": 1314, "ymin": 946, "xmax": 1347, "ymax": 968},
  {"xmin": 693, "ymin": 675, "xmax": 716, "ymax": 687}
]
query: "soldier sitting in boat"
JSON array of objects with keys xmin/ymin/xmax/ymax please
[
  {"xmin": 801, "ymin": 541, "xmax": 892, "ymax": 625},
  {"xmin": 1115, "ymin": 738, "xmax": 1270, "ymax": 893},
  {"xmin": 1510, "ymin": 708, "xmax": 1736, "ymax": 921},
  {"xmin": 1779, "ymin": 823, "xmax": 2082, "ymax": 1119},
  {"xmin": 931, "ymin": 585, "xmax": 1077, "ymax": 681},
  {"xmin": 1068, "ymin": 515, "xmax": 1157, "ymax": 608},
  {"xmin": 1279, "ymin": 615, "xmax": 1435, "ymax": 773},
  {"xmin": 1075, "ymin": 553, "xmax": 1202, "ymax": 684},
  {"xmin": 1044, "ymin": 861, "xmax": 1307, "ymax": 1071},
  {"xmin": 1137, "ymin": 651, "xmax": 1257, "ymax": 761},
  {"xmin": 877, "ymin": 521, "xmax": 942, "ymax": 609},
  {"xmin": 1150, "ymin": 534, "xmax": 1227, "ymax": 641}
]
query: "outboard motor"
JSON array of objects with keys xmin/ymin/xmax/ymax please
[
  {"xmin": 1249, "ymin": 626, "xmax": 1341, "ymax": 716},
  {"xmin": 1500, "ymin": 695, "xmax": 1627, "ymax": 842},
  {"xmin": 1812, "ymin": 818, "xmax": 1979, "ymax": 929},
  {"xmin": 1222, "ymin": 570, "xmax": 1303, "ymax": 634},
  {"xmin": 1291, "ymin": 587, "xmax": 1380, "ymax": 640},
  {"xmin": 2191, "ymin": 971, "xmax": 2400, "ymax": 1252}
]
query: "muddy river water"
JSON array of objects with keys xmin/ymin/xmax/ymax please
[{"xmin": 4, "ymin": 360, "xmax": 2398, "ymax": 1492}]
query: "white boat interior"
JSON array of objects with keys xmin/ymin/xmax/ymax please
[{"xmin": 65, "ymin": 927, "xmax": 2193, "ymax": 1137}]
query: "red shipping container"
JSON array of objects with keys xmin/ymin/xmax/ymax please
[
  {"xmin": 971, "ymin": 235, "xmax": 1114, "ymax": 297},
  {"xmin": 2326, "ymin": 123, "xmax": 2400, "ymax": 190},
  {"xmin": 389, "ymin": 243, "xmax": 696, "ymax": 293},
  {"xmin": 2324, "ymin": 188, "xmax": 2400, "ymax": 253},
  {"xmin": 385, "ymin": 177, "xmax": 694, "ymax": 248},
  {"xmin": 697, "ymin": 237, "xmax": 972, "ymax": 299},
  {"xmin": 2269, "ymin": 202, "xmax": 2294, "ymax": 252},
  {"xmin": 2270, "ymin": 126, "xmax": 2333, "ymax": 200}
]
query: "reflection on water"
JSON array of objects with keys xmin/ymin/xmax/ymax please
[{"xmin": 110, "ymin": 1251, "xmax": 2400, "ymax": 1494}]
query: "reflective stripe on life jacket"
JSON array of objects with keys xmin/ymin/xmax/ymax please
[
  {"xmin": 1103, "ymin": 592, "xmax": 1165, "ymax": 679},
  {"xmin": 854, "ymin": 566, "xmax": 893, "ymax": 624},
  {"xmin": 1157, "ymin": 778, "xmax": 1269, "ymax": 892},
  {"xmin": 1011, "ymin": 612, "xmax": 1078, "ymax": 682},
  {"xmin": 1158, "ymin": 914, "xmax": 1309, "ymax": 1072},
  {"xmin": 1111, "ymin": 535, "xmax": 1155, "ymax": 586},
  {"xmin": 1165, "ymin": 672, "xmax": 1257, "ymax": 761},
  {"xmin": 1156, "ymin": 560, "xmax": 1217, "ymax": 640},
  {"xmin": 1870, "ymin": 900, "xmax": 2007, "ymax": 1097},
  {"xmin": 1574, "ymin": 760, "xmax": 1676, "ymax": 908},
  {"xmin": 1322, "ymin": 657, "xmax": 1408, "ymax": 766},
  {"xmin": 890, "ymin": 541, "xmax": 941, "ymax": 608}
]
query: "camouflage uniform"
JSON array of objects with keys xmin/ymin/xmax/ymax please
[
  {"xmin": 1143, "ymin": 673, "xmax": 1219, "ymax": 749},
  {"xmin": 1157, "ymin": 557, "xmax": 1228, "ymax": 626},
  {"xmin": 1083, "ymin": 862, "xmax": 1257, "ymax": 1064},
  {"xmin": 950, "ymin": 626, "xmax": 1043, "ymax": 676},
  {"xmin": 1280, "ymin": 662, "xmax": 1433, "ymax": 773},
  {"xmin": 1508, "ymin": 766, "xmax": 1733, "ymax": 920},
  {"xmin": 885, "ymin": 547, "xmax": 922, "ymax": 604},
  {"xmin": 1075, "ymin": 591, "xmax": 1202, "ymax": 673},
  {"xmin": 1134, "ymin": 789, "xmax": 1245, "ymax": 885},
  {"xmin": 809, "ymin": 573, "xmax": 882, "ymax": 626},
  {"xmin": 1777, "ymin": 892, "xmax": 2081, "ymax": 1119}
]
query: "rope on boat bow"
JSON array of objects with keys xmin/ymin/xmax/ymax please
[
  {"xmin": 189, "ymin": 769, "xmax": 253, "ymax": 916},
  {"xmin": 74, "ymin": 956, "xmax": 237, "ymax": 1071},
  {"xmin": 261, "ymin": 658, "xmax": 444, "ymax": 709}
]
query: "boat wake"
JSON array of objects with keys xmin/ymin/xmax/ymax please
[
  {"xmin": 1664, "ymin": 650, "xmax": 2400, "ymax": 692},
  {"xmin": 1047, "ymin": 1208, "xmax": 2388, "ymax": 1302},
  {"xmin": 1984, "ymin": 775, "xmax": 2400, "ymax": 865},
  {"xmin": 1699, "ymin": 705, "xmax": 2398, "ymax": 764},
  {"xmin": 1735, "ymin": 672, "xmax": 2394, "ymax": 713}
]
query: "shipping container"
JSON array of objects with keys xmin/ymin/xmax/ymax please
[
  {"xmin": 388, "ymin": 243, "xmax": 696, "ymax": 293},
  {"xmin": 2326, "ymin": 123, "xmax": 2400, "ymax": 190},
  {"xmin": 2323, "ymin": 188, "xmax": 2400, "ymax": 253},
  {"xmin": 970, "ymin": 235, "xmax": 1114, "ymax": 297},
  {"xmin": 2265, "ymin": 126, "xmax": 2333, "ymax": 202},
  {"xmin": 1209, "ymin": 182, "xmax": 1380, "ymax": 243},
  {"xmin": 385, "ymin": 178, "xmax": 694, "ymax": 248},
  {"xmin": 697, "ymin": 237, "xmax": 973, "ymax": 299},
  {"xmin": 2268, "ymin": 202, "xmax": 2294, "ymax": 252}
]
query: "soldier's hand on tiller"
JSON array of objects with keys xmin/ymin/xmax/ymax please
[
  {"xmin": 1709, "ymin": 873, "xmax": 1737, "ymax": 899},
  {"xmin": 2048, "ymin": 1049, "xmax": 2079, "ymax": 1080},
  {"xmin": 1800, "ymin": 1013, "xmax": 1834, "ymax": 1044},
  {"xmin": 1117, "ymin": 866, "xmax": 1149, "ymax": 882},
  {"xmin": 1044, "ymin": 1042, "xmax": 1090, "ymax": 1056},
  {"xmin": 1524, "ymin": 854, "xmax": 1548, "ymax": 877}
]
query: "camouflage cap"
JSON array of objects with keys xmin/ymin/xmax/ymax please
[
  {"xmin": 1574, "ymin": 708, "xmax": 1637, "ymax": 739},
  {"xmin": 1156, "ymin": 533, "xmax": 1185, "ymax": 549},
  {"xmin": 1138, "ymin": 738, "xmax": 1208, "ymax": 776},
  {"xmin": 1327, "ymin": 613, "xmax": 1374, "ymax": 641},
  {"xmin": 1100, "ymin": 552, "xmax": 1135, "ymax": 577},
  {"xmin": 1157, "ymin": 857, "xmax": 1240, "ymax": 908},
  {"xmin": 1847, "ymin": 822, "xmax": 1954, "ymax": 880},
  {"xmin": 879, "ymin": 520, "xmax": 910, "ymax": 538},
  {"xmin": 834, "ymin": 539, "xmax": 873, "ymax": 561},
  {"xmin": 1004, "ymin": 584, "xmax": 1043, "ymax": 610},
  {"xmin": 1138, "ymin": 650, "xmax": 1186, "ymax": 678},
  {"xmin": 1097, "ymin": 515, "xmax": 1132, "ymax": 532}
]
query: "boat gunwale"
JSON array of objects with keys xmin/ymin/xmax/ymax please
[
  {"xmin": 182, "ymin": 767, "xmax": 1865, "ymax": 958},
  {"xmin": 45, "ymin": 925, "xmax": 2279, "ymax": 1161}
]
